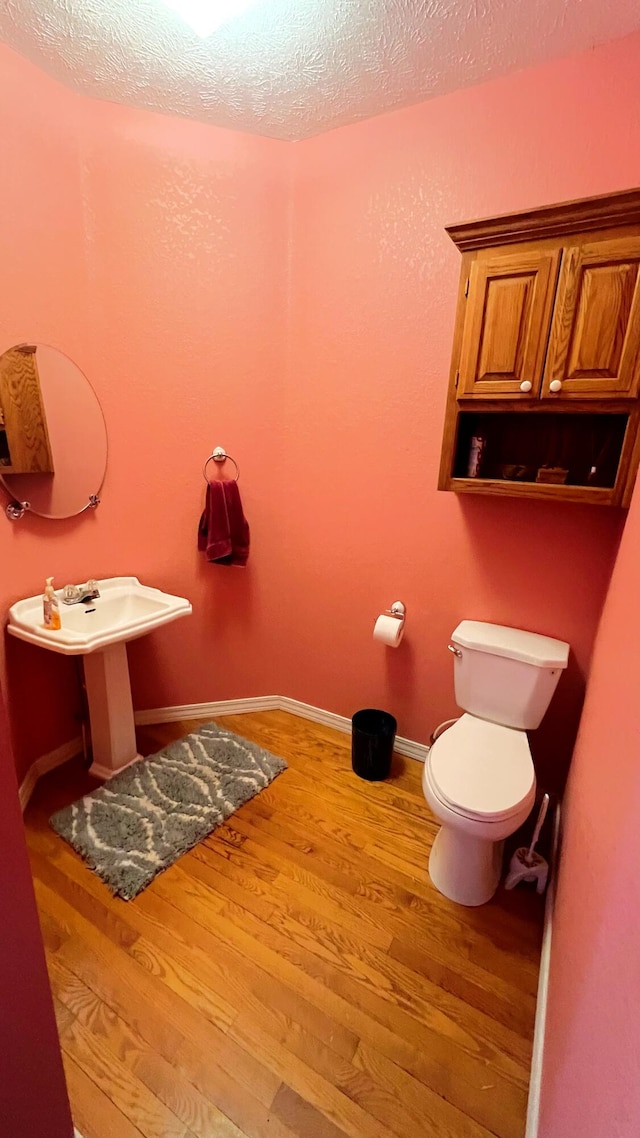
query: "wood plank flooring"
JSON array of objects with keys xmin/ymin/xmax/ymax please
[{"xmin": 24, "ymin": 711, "xmax": 544, "ymax": 1138}]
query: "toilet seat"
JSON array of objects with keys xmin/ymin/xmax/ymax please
[{"xmin": 428, "ymin": 714, "xmax": 534, "ymax": 821}]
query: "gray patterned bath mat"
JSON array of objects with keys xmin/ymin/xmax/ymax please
[{"xmin": 50, "ymin": 722, "xmax": 287, "ymax": 900}]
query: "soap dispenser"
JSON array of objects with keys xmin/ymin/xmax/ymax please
[{"xmin": 43, "ymin": 577, "xmax": 61, "ymax": 630}]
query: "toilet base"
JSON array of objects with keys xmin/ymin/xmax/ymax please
[{"xmin": 429, "ymin": 825, "xmax": 504, "ymax": 906}]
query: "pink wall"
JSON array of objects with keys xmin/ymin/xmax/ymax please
[
  {"xmin": 280, "ymin": 33, "xmax": 640, "ymax": 786},
  {"xmin": 0, "ymin": 44, "xmax": 289, "ymax": 781},
  {"xmin": 2, "ymin": 33, "xmax": 640, "ymax": 787},
  {"xmin": 539, "ymin": 470, "xmax": 640, "ymax": 1136},
  {"xmin": 0, "ymin": 684, "xmax": 73, "ymax": 1136},
  {"xmin": 0, "ymin": 46, "xmax": 93, "ymax": 778}
]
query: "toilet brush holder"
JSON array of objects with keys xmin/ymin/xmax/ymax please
[
  {"xmin": 504, "ymin": 792, "xmax": 550, "ymax": 895},
  {"xmin": 504, "ymin": 848, "xmax": 548, "ymax": 894}
]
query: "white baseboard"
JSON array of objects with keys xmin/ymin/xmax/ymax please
[
  {"xmin": 18, "ymin": 736, "xmax": 83, "ymax": 811},
  {"xmin": 134, "ymin": 695, "xmax": 430, "ymax": 763},
  {"xmin": 525, "ymin": 800, "xmax": 561, "ymax": 1138},
  {"xmin": 134, "ymin": 695, "xmax": 280, "ymax": 725},
  {"xmin": 18, "ymin": 696, "xmax": 429, "ymax": 812},
  {"xmin": 18, "ymin": 766, "xmax": 40, "ymax": 813}
]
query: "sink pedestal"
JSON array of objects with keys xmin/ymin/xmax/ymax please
[{"xmin": 83, "ymin": 643, "xmax": 143, "ymax": 779}]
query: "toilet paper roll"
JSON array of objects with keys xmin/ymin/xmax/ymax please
[{"xmin": 373, "ymin": 613, "xmax": 405, "ymax": 647}]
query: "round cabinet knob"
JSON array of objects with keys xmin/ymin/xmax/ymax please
[
  {"xmin": 519, "ymin": 380, "xmax": 532, "ymax": 393},
  {"xmin": 549, "ymin": 379, "xmax": 563, "ymax": 393}
]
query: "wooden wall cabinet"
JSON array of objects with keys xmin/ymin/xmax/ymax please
[
  {"xmin": 0, "ymin": 344, "xmax": 54, "ymax": 474},
  {"xmin": 439, "ymin": 189, "xmax": 640, "ymax": 506}
]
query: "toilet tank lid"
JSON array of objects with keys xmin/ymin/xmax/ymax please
[{"xmin": 451, "ymin": 621, "xmax": 570, "ymax": 668}]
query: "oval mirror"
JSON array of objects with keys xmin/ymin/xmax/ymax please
[{"xmin": 0, "ymin": 344, "xmax": 107, "ymax": 520}]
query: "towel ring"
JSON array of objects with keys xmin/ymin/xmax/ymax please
[{"xmin": 203, "ymin": 446, "xmax": 240, "ymax": 483}]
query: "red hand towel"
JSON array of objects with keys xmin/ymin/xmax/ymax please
[
  {"xmin": 198, "ymin": 479, "xmax": 250, "ymax": 566},
  {"xmin": 198, "ymin": 481, "xmax": 231, "ymax": 561}
]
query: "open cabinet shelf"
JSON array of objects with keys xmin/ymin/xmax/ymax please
[{"xmin": 447, "ymin": 410, "xmax": 631, "ymax": 504}]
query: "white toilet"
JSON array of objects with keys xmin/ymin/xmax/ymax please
[{"xmin": 423, "ymin": 621, "xmax": 569, "ymax": 906}]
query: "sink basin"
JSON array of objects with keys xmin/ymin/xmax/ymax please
[
  {"xmin": 8, "ymin": 576, "xmax": 192, "ymax": 656},
  {"xmin": 7, "ymin": 577, "xmax": 192, "ymax": 780}
]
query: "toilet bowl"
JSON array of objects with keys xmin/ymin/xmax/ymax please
[
  {"xmin": 423, "ymin": 714, "xmax": 536, "ymax": 906},
  {"xmin": 423, "ymin": 621, "xmax": 569, "ymax": 906}
]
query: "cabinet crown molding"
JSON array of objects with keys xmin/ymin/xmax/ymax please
[{"xmin": 446, "ymin": 187, "xmax": 640, "ymax": 252}]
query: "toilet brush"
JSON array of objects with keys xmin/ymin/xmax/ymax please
[{"xmin": 505, "ymin": 793, "xmax": 550, "ymax": 894}]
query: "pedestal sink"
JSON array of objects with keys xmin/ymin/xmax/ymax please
[{"xmin": 7, "ymin": 577, "xmax": 192, "ymax": 779}]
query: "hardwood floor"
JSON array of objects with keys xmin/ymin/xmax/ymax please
[{"xmin": 24, "ymin": 711, "xmax": 544, "ymax": 1138}]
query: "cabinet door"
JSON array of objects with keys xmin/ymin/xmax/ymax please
[
  {"xmin": 457, "ymin": 248, "xmax": 560, "ymax": 398},
  {"xmin": 543, "ymin": 236, "xmax": 640, "ymax": 398}
]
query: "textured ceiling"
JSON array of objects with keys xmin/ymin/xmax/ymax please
[{"xmin": 1, "ymin": 0, "xmax": 640, "ymax": 140}]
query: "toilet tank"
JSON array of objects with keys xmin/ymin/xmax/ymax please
[{"xmin": 450, "ymin": 621, "xmax": 570, "ymax": 730}]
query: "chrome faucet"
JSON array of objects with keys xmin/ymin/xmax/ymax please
[{"xmin": 62, "ymin": 579, "xmax": 101, "ymax": 605}]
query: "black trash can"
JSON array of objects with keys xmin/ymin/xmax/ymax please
[{"xmin": 351, "ymin": 709, "xmax": 397, "ymax": 781}]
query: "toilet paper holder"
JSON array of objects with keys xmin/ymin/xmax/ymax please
[
  {"xmin": 373, "ymin": 601, "xmax": 407, "ymax": 647},
  {"xmin": 386, "ymin": 601, "xmax": 406, "ymax": 621}
]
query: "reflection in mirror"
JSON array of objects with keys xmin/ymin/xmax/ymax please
[
  {"xmin": 0, "ymin": 345, "xmax": 54, "ymax": 473},
  {"xmin": 0, "ymin": 344, "xmax": 107, "ymax": 520}
]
